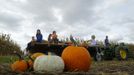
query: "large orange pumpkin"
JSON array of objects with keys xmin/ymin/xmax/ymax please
[
  {"xmin": 61, "ymin": 46, "xmax": 91, "ymax": 72},
  {"xmin": 11, "ymin": 53, "xmax": 28, "ymax": 72}
]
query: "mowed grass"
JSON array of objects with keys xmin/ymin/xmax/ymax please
[
  {"xmin": 0, "ymin": 56, "xmax": 11, "ymax": 63},
  {"xmin": 0, "ymin": 55, "xmax": 19, "ymax": 64}
]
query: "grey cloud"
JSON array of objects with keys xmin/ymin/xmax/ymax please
[
  {"xmin": 61, "ymin": 0, "xmax": 95, "ymax": 25},
  {"xmin": 20, "ymin": 0, "xmax": 96, "ymax": 25},
  {"xmin": 0, "ymin": 11, "xmax": 24, "ymax": 31},
  {"xmin": 126, "ymin": 25, "xmax": 134, "ymax": 42},
  {"xmin": 96, "ymin": 25, "xmax": 111, "ymax": 32},
  {"xmin": 111, "ymin": 17, "xmax": 134, "ymax": 26},
  {"xmin": 20, "ymin": 0, "xmax": 59, "ymax": 22},
  {"xmin": 0, "ymin": 0, "xmax": 134, "ymax": 50}
]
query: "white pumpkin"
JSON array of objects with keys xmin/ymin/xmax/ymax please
[{"xmin": 33, "ymin": 55, "xmax": 64, "ymax": 73}]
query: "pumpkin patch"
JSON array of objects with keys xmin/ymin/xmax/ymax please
[{"xmin": 10, "ymin": 46, "xmax": 92, "ymax": 73}]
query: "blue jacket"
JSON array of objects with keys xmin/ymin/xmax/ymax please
[{"xmin": 36, "ymin": 34, "xmax": 43, "ymax": 42}]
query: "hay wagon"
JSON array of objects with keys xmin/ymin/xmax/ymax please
[{"xmin": 26, "ymin": 42, "xmax": 131, "ymax": 61}]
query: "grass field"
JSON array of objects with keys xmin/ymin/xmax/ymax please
[
  {"xmin": 0, "ymin": 56, "xmax": 134, "ymax": 75},
  {"xmin": 0, "ymin": 55, "xmax": 19, "ymax": 64},
  {"xmin": 0, "ymin": 56, "xmax": 10, "ymax": 63}
]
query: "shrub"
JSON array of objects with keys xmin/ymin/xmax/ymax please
[{"xmin": 0, "ymin": 33, "xmax": 21, "ymax": 55}]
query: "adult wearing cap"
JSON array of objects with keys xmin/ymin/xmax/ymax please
[{"xmin": 90, "ymin": 35, "xmax": 97, "ymax": 46}]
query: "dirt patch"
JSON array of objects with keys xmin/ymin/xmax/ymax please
[
  {"xmin": 0, "ymin": 60, "xmax": 134, "ymax": 75},
  {"xmin": 89, "ymin": 60, "xmax": 134, "ymax": 75}
]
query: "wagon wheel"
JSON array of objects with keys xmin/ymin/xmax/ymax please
[{"xmin": 115, "ymin": 46, "xmax": 128, "ymax": 60}]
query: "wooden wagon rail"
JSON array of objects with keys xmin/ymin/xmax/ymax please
[{"xmin": 28, "ymin": 42, "xmax": 70, "ymax": 55}]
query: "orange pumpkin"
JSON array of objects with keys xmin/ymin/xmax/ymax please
[
  {"xmin": 11, "ymin": 53, "xmax": 28, "ymax": 72},
  {"xmin": 11, "ymin": 60, "xmax": 28, "ymax": 72},
  {"xmin": 61, "ymin": 46, "xmax": 91, "ymax": 72}
]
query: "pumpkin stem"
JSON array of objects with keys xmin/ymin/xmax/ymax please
[
  {"xmin": 13, "ymin": 51, "xmax": 23, "ymax": 60},
  {"xmin": 28, "ymin": 55, "xmax": 34, "ymax": 61}
]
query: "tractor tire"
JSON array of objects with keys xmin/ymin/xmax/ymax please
[
  {"xmin": 94, "ymin": 52, "xmax": 103, "ymax": 61},
  {"xmin": 115, "ymin": 46, "xmax": 128, "ymax": 60}
]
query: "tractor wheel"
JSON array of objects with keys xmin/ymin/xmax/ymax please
[
  {"xmin": 115, "ymin": 46, "xmax": 128, "ymax": 60},
  {"xmin": 94, "ymin": 52, "xmax": 103, "ymax": 61}
]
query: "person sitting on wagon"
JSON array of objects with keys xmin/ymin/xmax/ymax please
[
  {"xmin": 36, "ymin": 29, "xmax": 43, "ymax": 43},
  {"xmin": 90, "ymin": 35, "xmax": 97, "ymax": 46},
  {"xmin": 48, "ymin": 33, "xmax": 52, "ymax": 43},
  {"xmin": 31, "ymin": 36, "xmax": 36, "ymax": 44},
  {"xmin": 26, "ymin": 36, "xmax": 36, "ymax": 51},
  {"xmin": 51, "ymin": 31, "xmax": 59, "ymax": 43}
]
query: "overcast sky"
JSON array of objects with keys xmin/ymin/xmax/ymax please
[{"xmin": 0, "ymin": 0, "xmax": 134, "ymax": 50}]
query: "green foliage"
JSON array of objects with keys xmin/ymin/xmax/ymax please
[
  {"xmin": 0, "ymin": 56, "xmax": 12, "ymax": 63},
  {"xmin": 0, "ymin": 33, "xmax": 22, "ymax": 55},
  {"xmin": 0, "ymin": 55, "xmax": 25, "ymax": 64}
]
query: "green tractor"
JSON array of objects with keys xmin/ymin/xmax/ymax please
[{"xmin": 101, "ymin": 43, "xmax": 132, "ymax": 61}]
